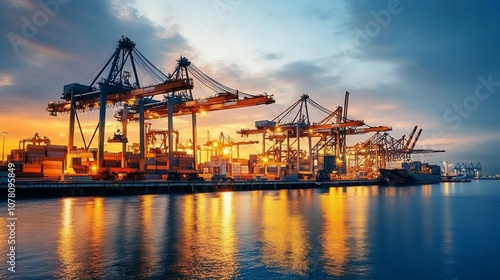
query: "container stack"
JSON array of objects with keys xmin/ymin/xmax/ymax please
[
  {"xmin": 230, "ymin": 162, "xmax": 241, "ymax": 177},
  {"xmin": 45, "ymin": 145, "xmax": 66, "ymax": 160},
  {"xmin": 126, "ymin": 153, "xmax": 140, "ymax": 168},
  {"xmin": 9, "ymin": 149, "xmax": 25, "ymax": 162},
  {"xmin": 175, "ymin": 152, "xmax": 195, "ymax": 171},
  {"xmin": 103, "ymin": 152, "xmax": 121, "ymax": 167},
  {"xmin": 146, "ymin": 156, "xmax": 168, "ymax": 174},
  {"xmin": 249, "ymin": 154, "xmax": 258, "ymax": 174},
  {"xmin": 26, "ymin": 144, "xmax": 46, "ymax": 164},
  {"xmin": 0, "ymin": 166, "xmax": 8, "ymax": 183},
  {"xmin": 43, "ymin": 159, "xmax": 63, "ymax": 178}
]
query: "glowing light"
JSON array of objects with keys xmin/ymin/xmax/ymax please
[
  {"xmin": 199, "ymin": 109, "xmax": 207, "ymax": 117},
  {"xmin": 223, "ymin": 147, "xmax": 230, "ymax": 155},
  {"xmin": 263, "ymin": 157, "xmax": 268, "ymax": 163},
  {"xmin": 127, "ymin": 98, "xmax": 137, "ymax": 106}
]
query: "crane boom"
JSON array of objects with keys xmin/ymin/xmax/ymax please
[
  {"xmin": 46, "ymin": 78, "xmax": 194, "ymax": 115},
  {"xmin": 403, "ymin": 125, "xmax": 418, "ymax": 151},
  {"xmin": 409, "ymin": 128, "xmax": 422, "ymax": 151}
]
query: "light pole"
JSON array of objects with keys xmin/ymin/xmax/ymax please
[{"xmin": 2, "ymin": 131, "xmax": 7, "ymax": 163}]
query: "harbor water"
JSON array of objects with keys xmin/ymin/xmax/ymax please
[{"xmin": 1, "ymin": 180, "xmax": 500, "ymax": 279}]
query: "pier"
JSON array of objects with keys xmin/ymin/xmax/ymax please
[{"xmin": 1, "ymin": 179, "xmax": 381, "ymax": 198}]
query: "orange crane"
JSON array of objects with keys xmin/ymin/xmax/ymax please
[
  {"xmin": 237, "ymin": 93, "xmax": 387, "ymax": 174},
  {"xmin": 206, "ymin": 132, "xmax": 259, "ymax": 161},
  {"xmin": 46, "ymin": 37, "xmax": 274, "ymax": 175}
]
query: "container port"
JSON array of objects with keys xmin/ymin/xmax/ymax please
[{"xmin": 0, "ymin": 36, "xmax": 452, "ymax": 191}]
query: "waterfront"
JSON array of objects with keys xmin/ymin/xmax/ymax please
[{"xmin": 1, "ymin": 180, "xmax": 500, "ymax": 279}]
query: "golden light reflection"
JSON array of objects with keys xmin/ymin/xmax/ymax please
[
  {"xmin": 57, "ymin": 198, "xmax": 76, "ymax": 278},
  {"xmin": 87, "ymin": 198, "xmax": 105, "ymax": 275},
  {"xmin": 174, "ymin": 193, "xmax": 237, "ymax": 279},
  {"xmin": 320, "ymin": 188, "xmax": 349, "ymax": 276},
  {"xmin": 442, "ymin": 182, "xmax": 452, "ymax": 196},
  {"xmin": 422, "ymin": 185, "xmax": 432, "ymax": 196},
  {"xmin": 346, "ymin": 188, "xmax": 369, "ymax": 266},
  {"xmin": 221, "ymin": 192, "xmax": 234, "ymax": 256},
  {"xmin": 57, "ymin": 197, "xmax": 106, "ymax": 278},
  {"xmin": 139, "ymin": 195, "xmax": 158, "ymax": 278},
  {"xmin": 261, "ymin": 190, "xmax": 310, "ymax": 275}
]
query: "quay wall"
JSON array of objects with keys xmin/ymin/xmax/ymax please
[{"xmin": 0, "ymin": 179, "xmax": 381, "ymax": 198}]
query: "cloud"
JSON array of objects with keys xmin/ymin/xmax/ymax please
[
  {"xmin": 262, "ymin": 52, "xmax": 283, "ymax": 60},
  {"xmin": 274, "ymin": 60, "xmax": 339, "ymax": 92},
  {"xmin": 1, "ymin": 0, "xmax": 499, "ymax": 173},
  {"xmin": 337, "ymin": 0, "xmax": 500, "ymax": 171},
  {"xmin": 0, "ymin": 0, "xmax": 193, "ymax": 152}
]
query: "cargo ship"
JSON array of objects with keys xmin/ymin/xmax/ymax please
[{"xmin": 379, "ymin": 161, "xmax": 441, "ymax": 185}]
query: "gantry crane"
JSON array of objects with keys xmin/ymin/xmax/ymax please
[
  {"xmin": 237, "ymin": 92, "xmax": 391, "ymax": 175},
  {"xmin": 46, "ymin": 36, "xmax": 194, "ymax": 169},
  {"xmin": 345, "ymin": 126, "xmax": 445, "ymax": 178},
  {"xmin": 112, "ymin": 56, "xmax": 274, "ymax": 171},
  {"xmin": 47, "ymin": 36, "xmax": 275, "ymax": 174}
]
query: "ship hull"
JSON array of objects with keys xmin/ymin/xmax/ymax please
[{"xmin": 379, "ymin": 168, "xmax": 440, "ymax": 186}]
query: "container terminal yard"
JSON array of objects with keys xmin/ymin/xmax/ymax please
[{"xmin": 0, "ymin": 37, "xmax": 454, "ymax": 196}]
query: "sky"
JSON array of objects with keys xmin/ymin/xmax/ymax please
[{"xmin": 1, "ymin": 0, "xmax": 499, "ymax": 174}]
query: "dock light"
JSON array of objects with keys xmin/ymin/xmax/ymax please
[
  {"xmin": 127, "ymin": 98, "xmax": 137, "ymax": 106},
  {"xmin": 91, "ymin": 165, "xmax": 97, "ymax": 174},
  {"xmin": 2, "ymin": 131, "xmax": 7, "ymax": 163},
  {"xmin": 263, "ymin": 157, "xmax": 268, "ymax": 163},
  {"xmin": 223, "ymin": 147, "xmax": 230, "ymax": 155},
  {"xmin": 199, "ymin": 109, "xmax": 207, "ymax": 117}
]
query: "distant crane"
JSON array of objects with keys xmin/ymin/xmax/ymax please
[
  {"xmin": 237, "ymin": 92, "xmax": 391, "ymax": 175},
  {"xmin": 206, "ymin": 132, "xmax": 258, "ymax": 161},
  {"xmin": 345, "ymin": 127, "xmax": 445, "ymax": 178},
  {"xmin": 19, "ymin": 133, "xmax": 51, "ymax": 150}
]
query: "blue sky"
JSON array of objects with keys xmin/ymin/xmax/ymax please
[{"xmin": 1, "ymin": 0, "xmax": 499, "ymax": 174}]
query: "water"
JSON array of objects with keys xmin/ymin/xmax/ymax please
[{"xmin": 1, "ymin": 181, "xmax": 500, "ymax": 279}]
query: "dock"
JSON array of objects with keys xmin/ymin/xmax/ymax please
[{"xmin": 1, "ymin": 179, "xmax": 381, "ymax": 198}]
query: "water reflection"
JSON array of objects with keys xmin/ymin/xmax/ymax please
[
  {"xmin": 173, "ymin": 192, "xmax": 238, "ymax": 278},
  {"xmin": 56, "ymin": 197, "xmax": 105, "ymax": 278},
  {"xmin": 261, "ymin": 190, "xmax": 310, "ymax": 275},
  {"xmin": 45, "ymin": 184, "xmax": 472, "ymax": 279},
  {"xmin": 57, "ymin": 198, "xmax": 76, "ymax": 278},
  {"xmin": 88, "ymin": 197, "xmax": 104, "ymax": 271},
  {"xmin": 138, "ymin": 195, "xmax": 158, "ymax": 278},
  {"xmin": 320, "ymin": 188, "xmax": 349, "ymax": 276},
  {"xmin": 320, "ymin": 187, "xmax": 370, "ymax": 277}
]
